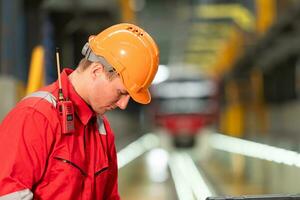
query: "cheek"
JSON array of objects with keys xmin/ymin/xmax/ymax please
[
  {"xmin": 88, "ymin": 84, "xmax": 104, "ymax": 105},
  {"xmin": 88, "ymin": 81, "xmax": 119, "ymax": 106},
  {"xmin": 102, "ymin": 90, "xmax": 118, "ymax": 104},
  {"xmin": 91, "ymin": 88, "xmax": 113, "ymax": 107}
]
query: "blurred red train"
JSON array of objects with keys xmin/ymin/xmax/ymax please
[{"xmin": 150, "ymin": 72, "xmax": 219, "ymax": 147}]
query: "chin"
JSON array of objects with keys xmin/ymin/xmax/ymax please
[
  {"xmin": 97, "ymin": 109, "xmax": 107, "ymax": 116},
  {"xmin": 97, "ymin": 111, "xmax": 105, "ymax": 116},
  {"xmin": 91, "ymin": 106, "xmax": 105, "ymax": 115}
]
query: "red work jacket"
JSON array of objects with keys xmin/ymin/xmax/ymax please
[{"xmin": 0, "ymin": 69, "xmax": 120, "ymax": 200}]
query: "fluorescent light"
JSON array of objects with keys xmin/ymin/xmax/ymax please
[
  {"xmin": 169, "ymin": 152, "xmax": 214, "ymax": 200},
  {"xmin": 153, "ymin": 80, "xmax": 216, "ymax": 98},
  {"xmin": 169, "ymin": 154, "xmax": 195, "ymax": 200},
  {"xmin": 117, "ymin": 133, "xmax": 160, "ymax": 169},
  {"xmin": 152, "ymin": 65, "xmax": 170, "ymax": 85},
  {"xmin": 209, "ymin": 133, "xmax": 300, "ymax": 167},
  {"xmin": 145, "ymin": 148, "xmax": 169, "ymax": 182}
]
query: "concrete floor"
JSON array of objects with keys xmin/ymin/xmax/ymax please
[{"xmin": 115, "ymin": 129, "xmax": 300, "ymax": 199}]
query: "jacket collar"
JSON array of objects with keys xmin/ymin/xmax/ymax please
[{"xmin": 60, "ymin": 68, "xmax": 95, "ymax": 125}]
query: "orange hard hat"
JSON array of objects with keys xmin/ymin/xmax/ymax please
[{"xmin": 86, "ymin": 23, "xmax": 159, "ymax": 104}]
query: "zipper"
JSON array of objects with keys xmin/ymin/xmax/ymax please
[
  {"xmin": 54, "ymin": 157, "xmax": 87, "ymax": 176},
  {"xmin": 84, "ymin": 125, "xmax": 87, "ymax": 150},
  {"xmin": 94, "ymin": 167, "xmax": 108, "ymax": 176}
]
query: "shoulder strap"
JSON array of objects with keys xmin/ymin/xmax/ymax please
[{"xmin": 23, "ymin": 91, "xmax": 57, "ymax": 107}]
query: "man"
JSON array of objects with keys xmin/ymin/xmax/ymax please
[{"xmin": 0, "ymin": 23, "xmax": 159, "ymax": 200}]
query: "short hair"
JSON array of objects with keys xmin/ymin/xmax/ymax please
[{"xmin": 77, "ymin": 58, "xmax": 119, "ymax": 80}]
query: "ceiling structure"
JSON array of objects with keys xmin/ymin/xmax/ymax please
[
  {"xmin": 229, "ymin": 1, "xmax": 300, "ymax": 79},
  {"xmin": 136, "ymin": 0, "xmax": 257, "ymax": 77},
  {"xmin": 23, "ymin": 0, "xmax": 300, "ymax": 80},
  {"xmin": 38, "ymin": 0, "xmax": 256, "ymax": 74}
]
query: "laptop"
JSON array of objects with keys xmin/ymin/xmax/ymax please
[{"xmin": 206, "ymin": 194, "xmax": 300, "ymax": 200}]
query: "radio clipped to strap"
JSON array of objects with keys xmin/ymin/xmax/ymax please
[
  {"xmin": 55, "ymin": 48, "xmax": 75, "ymax": 134},
  {"xmin": 57, "ymin": 100, "xmax": 75, "ymax": 134}
]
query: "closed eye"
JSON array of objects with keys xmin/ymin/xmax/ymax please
[{"xmin": 118, "ymin": 89, "xmax": 129, "ymax": 96}]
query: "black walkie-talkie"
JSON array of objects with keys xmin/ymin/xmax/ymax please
[{"xmin": 56, "ymin": 48, "xmax": 75, "ymax": 134}]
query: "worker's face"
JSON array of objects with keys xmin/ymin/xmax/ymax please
[{"xmin": 88, "ymin": 64, "xmax": 130, "ymax": 115}]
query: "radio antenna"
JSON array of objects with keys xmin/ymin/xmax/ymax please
[{"xmin": 56, "ymin": 47, "xmax": 64, "ymax": 101}]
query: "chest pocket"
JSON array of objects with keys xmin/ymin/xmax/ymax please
[
  {"xmin": 47, "ymin": 136, "xmax": 87, "ymax": 193},
  {"xmin": 52, "ymin": 143, "xmax": 87, "ymax": 176}
]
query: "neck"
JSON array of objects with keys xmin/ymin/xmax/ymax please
[{"xmin": 68, "ymin": 69, "xmax": 90, "ymax": 104}]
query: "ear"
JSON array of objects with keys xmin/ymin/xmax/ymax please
[{"xmin": 89, "ymin": 62, "xmax": 105, "ymax": 79}]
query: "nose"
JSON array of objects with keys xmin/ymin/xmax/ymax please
[{"xmin": 115, "ymin": 95, "xmax": 130, "ymax": 110}]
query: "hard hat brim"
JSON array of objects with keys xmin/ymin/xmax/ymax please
[{"xmin": 130, "ymin": 88, "xmax": 151, "ymax": 105}]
